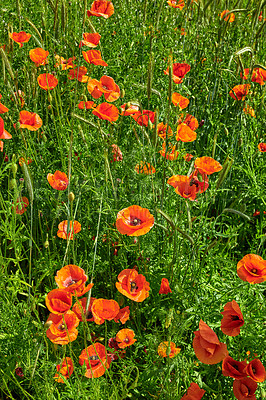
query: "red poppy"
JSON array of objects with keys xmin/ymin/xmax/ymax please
[
  {"xmin": 72, "ymin": 296, "xmax": 96, "ymax": 322},
  {"xmin": 194, "ymin": 156, "xmax": 222, "ymax": 175},
  {"xmin": 29, "ymin": 48, "xmax": 49, "ymax": 67},
  {"xmin": 82, "ymin": 50, "xmax": 108, "ymax": 66},
  {"xmin": 47, "ymin": 171, "xmax": 69, "ymax": 191},
  {"xmin": 113, "ymin": 306, "xmax": 130, "ymax": 324},
  {"xmin": 116, "ymin": 205, "xmax": 154, "ymax": 236},
  {"xmin": 9, "ymin": 31, "xmax": 31, "ymax": 47},
  {"xmin": 46, "ymin": 310, "xmax": 79, "ymax": 345},
  {"xmin": 121, "ymin": 103, "xmax": 139, "ymax": 116},
  {"xmin": 253, "ymin": 210, "xmax": 266, "ymax": 217},
  {"xmin": 0, "ymin": 94, "xmax": 9, "ymax": 114},
  {"xmin": 79, "ymin": 342, "xmax": 112, "ymax": 378},
  {"xmin": 87, "ymin": 0, "xmax": 114, "ymax": 18},
  {"xmin": 159, "ymin": 278, "xmax": 172, "ymax": 294},
  {"xmin": 78, "ymin": 100, "xmax": 96, "ymax": 110},
  {"xmin": 167, "ymin": 0, "xmax": 185, "ymax": 9},
  {"xmin": 135, "ymin": 161, "xmax": 156, "ymax": 175},
  {"xmin": 91, "ymin": 298, "xmax": 120, "ymax": 325},
  {"xmin": 176, "ymin": 123, "xmax": 197, "ymax": 142},
  {"xmin": 245, "ymin": 359, "xmax": 266, "ymax": 382},
  {"xmin": 243, "ymin": 105, "xmax": 256, "ymax": 117},
  {"xmin": 54, "ymin": 357, "xmax": 74, "ymax": 383},
  {"xmin": 222, "ymin": 357, "xmax": 248, "ymax": 380},
  {"xmin": 37, "ymin": 73, "xmax": 58, "ymax": 90},
  {"xmin": 164, "ymin": 63, "xmax": 191, "ymax": 84},
  {"xmin": 193, "ymin": 320, "xmax": 228, "ymax": 364},
  {"xmin": 241, "ymin": 68, "xmax": 266, "ymax": 86},
  {"xmin": 116, "ymin": 329, "xmax": 136, "ymax": 348},
  {"xmin": 57, "ymin": 220, "xmax": 81, "ymax": 240},
  {"xmin": 167, "ymin": 174, "xmax": 208, "ymax": 201},
  {"xmin": 111, "ymin": 144, "xmax": 123, "ymax": 161},
  {"xmin": 45, "ymin": 289, "xmax": 72, "ymax": 315},
  {"xmin": 184, "ymin": 153, "xmax": 194, "ymax": 161},
  {"xmin": 157, "ymin": 342, "xmax": 181, "ymax": 358},
  {"xmin": 180, "ymin": 382, "xmax": 206, "ymax": 400},
  {"xmin": 55, "ymin": 264, "xmax": 93, "ymax": 296},
  {"xmin": 156, "ymin": 122, "xmax": 173, "ymax": 139},
  {"xmin": 172, "ymin": 93, "xmax": 189, "ymax": 109},
  {"xmin": 116, "ymin": 268, "xmax": 150, "ymax": 302},
  {"xmin": 131, "ymin": 110, "xmax": 155, "ymax": 127},
  {"xmin": 233, "ymin": 377, "xmax": 257, "ymax": 400},
  {"xmin": 55, "ymin": 55, "xmax": 76, "ymax": 70},
  {"xmin": 159, "ymin": 142, "xmax": 179, "ymax": 160},
  {"xmin": 229, "ymin": 84, "xmax": 250, "ymax": 101},
  {"xmin": 79, "ymin": 32, "xmax": 101, "ymax": 48},
  {"xmin": 19, "ymin": 110, "xmax": 42, "ymax": 131},
  {"xmin": 258, "ymin": 143, "xmax": 266, "ymax": 152},
  {"xmin": 68, "ymin": 66, "xmax": 88, "ymax": 83},
  {"xmin": 92, "ymin": 102, "xmax": 119, "ymax": 122},
  {"xmin": 220, "ymin": 300, "xmax": 244, "ymax": 336},
  {"xmin": 14, "ymin": 196, "xmax": 29, "ymax": 215},
  {"xmin": 237, "ymin": 254, "xmax": 266, "ymax": 284},
  {"xmin": 0, "ymin": 116, "xmax": 12, "ymax": 139},
  {"xmin": 220, "ymin": 10, "xmax": 235, "ymax": 22},
  {"xmin": 179, "ymin": 114, "xmax": 199, "ymax": 130}
]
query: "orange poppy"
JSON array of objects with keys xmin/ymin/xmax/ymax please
[
  {"xmin": 156, "ymin": 122, "xmax": 173, "ymax": 139},
  {"xmin": 87, "ymin": 0, "xmax": 114, "ymax": 18},
  {"xmin": 55, "ymin": 264, "xmax": 93, "ymax": 296},
  {"xmin": 82, "ymin": 50, "xmax": 108, "ymax": 66},
  {"xmin": 0, "ymin": 94, "xmax": 9, "ymax": 114},
  {"xmin": 92, "ymin": 102, "xmax": 119, "ymax": 122},
  {"xmin": 167, "ymin": 175, "xmax": 197, "ymax": 201},
  {"xmin": 157, "ymin": 342, "xmax": 181, "ymax": 358},
  {"xmin": 87, "ymin": 78, "xmax": 104, "ymax": 99},
  {"xmin": 37, "ymin": 73, "xmax": 58, "ymax": 90},
  {"xmin": 121, "ymin": 103, "xmax": 139, "ymax": 116},
  {"xmin": 45, "ymin": 288, "xmax": 72, "ymax": 315},
  {"xmin": 184, "ymin": 153, "xmax": 194, "ymax": 161},
  {"xmin": 237, "ymin": 254, "xmax": 266, "ymax": 284},
  {"xmin": 222, "ymin": 356, "xmax": 248, "ymax": 380},
  {"xmin": 164, "ymin": 63, "xmax": 191, "ymax": 84},
  {"xmin": 98, "ymin": 75, "xmax": 120, "ymax": 102},
  {"xmin": 135, "ymin": 161, "xmax": 156, "ymax": 175},
  {"xmin": 46, "ymin": 310, "xmax": 79, "ymax": 345},
  {"xmin": 57, "ymin": 220, "xmax": 81, "ymax": 240},
  {"xmin": 172, "ymin": 93, "xmax": 189, "ymax": 109},
  {"xmin": 241, "ymin": 68, "xmax": 265, "ymax": 86},
  {"xmin": 233, "ymin": 377, "xmax": 257, "ymax": 400},
  {"xmin": 29, "ymin": 48, "xmax": 49, "ymax": 67},
  {"xmin": 220, "ymin": 300, "xmax": 244, "ymax": 336},
  {"xmin": 0, "ymin": 116, "xmax": 12, "ymax": 139},
  {"xmin": 159, "ymin": 142, "xmax": 179, "ymax": 160},
  {"xmin": 68, "ymin": 66, "xmax": 88, "ymax": 83},
  {"xmin": 116, "ymin": 205, "xmax": 154, "ymax": 237},
  {"xmin": 131, "ymin": 110, "xmax": 155, "ymax": 126},
  {"xmin": 91, "ymin": 298, "xmax": 120, "ymax": 325},
  {"xmin": 179, "ymin": 114, "xmax": 199, "ymax": 130},
  {"xmin": 72, "ymin": 296, "xmax": 96, "ymax": 322},
  {"xmin": 113, "ymin": 306, "xmax": 130, "ymax": 324},
  {"xmin": 176, "ymin": 123, "xmax": 197, "ymax": 142},
  {"xmin": 54, "ymin": 357, "xmax": 74, "ymax": 383},
  {"xmin": 194, "ymin": 156, "xmax": 222, "ymax": 175},
  {"xmin": 180, "ymin": 382, "xmax": 205, "ymax": 400},
  {"xmin": 115, "ymin": 329, "xmax": 136, "ymax": 349},
  {"xmin": 9, "ymin": 31, "xmax": 31, "ymax": 47},
  {"xmin": 229, "ymin": 84, "xmax": 250, "ymax": 101},
  {"xmin": 79, "ymin": 32, "xmax": 101, "ymax": 48},
  {"xmin": 111, "ymin": 144, "xmax": 123, "ymax": 161},
  {"xmin": 243, "ymin": 104, "xmax": 255, "ymax": 117},
  {"xmin": 55, "ymin": 55, "xmax": 76, "ymax": 70},
  {"xmin": 167, "ymin": 0, "xmax": 185, "ymax": 9},
  {"xmin": 19, "ymin": 110, "xmax": 42, "ymax": 131},
  {"xmin": 14, "ymin": 196, "xmax": 29, "ymax": 215},
  {"xmin": 47, "ymin": 170, "xmax": 69, "ymax": 191},
  {"xmin": 245, "ymin": 359, "xmax": 266, "ymax": 383},
  {"xmin": 220, "ymin": 10, "xmax": 235, "ymax": 22},
  {"xmin": 116, "ymin": 268, "xmax": 150, "ymax": 302},
  {"xmin": 193, "ymin": 320, "xmax": 228, "ymax": 364},
  {"xmin": 0, "ymin": 141, "xmax": 3, "ymax": 152},
  {"xmin": 78, "ymin": 100, "xmax": 96, "ymax": 109},
  {"xmin": 79, "ymin": 342, "xmax": 112, "ymax": 378},
  {"xmin": 159, "ymin": 278, "xmax": 172, "ymax": 294},
  {"xmin": 258, "ymin": 142, "xmax": 266, "ymax": 152}
]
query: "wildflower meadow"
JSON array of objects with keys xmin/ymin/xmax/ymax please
[{"xmin": 1, "ymin": 0, "xmax": 266, "ymax": 399}]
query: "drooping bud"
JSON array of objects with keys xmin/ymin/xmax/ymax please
[{"xmin": 68, "ymin": 192, "xmax": 75, "ymax": 202}]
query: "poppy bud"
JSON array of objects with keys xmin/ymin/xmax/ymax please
[
  {"xmin": 11, "ymin": 163, "xmax": 18, "ymax": 176},
  {"xmin": 9, "ymin": 178, "xmax": 17, "ymax": 190},
  {"xmin": 68, "ymin": 192, "xmax": 75, "ymax": 202},
  {"xmin": 48, "ymin": 93, "xmax": 53, "ymax": 103},
  {"xmin": 47, "ymin": 104, "xmax": 52, "ymax": 111},
  {"xmin": 44, "ymin": 320, "xmax": 53, "ymax": 329},
  {"xmin": 44, "ymin": 239, "xmax": 49, "ymax": 248},
  {"xmin": 121, "ymin": 89, "xmax": 125, "ymax": 98},
  {"xmin": 148, "ymin": 119, "xmax": 153, "ymax": 130}
]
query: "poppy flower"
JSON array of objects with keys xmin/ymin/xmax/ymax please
[
  {"xmin": 68, "ymin": 66, "xmax": 88, "ymax": 83},
  {"xmin": 87, "ymin": 78, "xmax": 104, "ymax": 99},
  {"xmin": 116, "ymin": 205, "xmax": 154, "ymax": 237},
  {"xmin": 184, "ymin": 153, "xmax": 194, "ymax": 161},
  {"xmin": 176, "ymin": 123, "xmax": 197, "ymax": 142},
  {"xmin": 253, "ymin": 210, "xmax": 266, "ymax": 217},
  {"xmin": 156, "ymin": 122, "xmax": 173, "ymax": 139},
  {"xmin": 241, "ymin": 68, "xmax": 266, "ymax": 86},
  {"xmin": 131, "ymin": 110, "xmax": 155, "ymax": 127},
  {"xmin": 157, "ymin": 342, "xmax": 181, "ymax": 358},
  {"xmin": 87, "ymin": 0, "xmax": 114, "ymax": 18},
  {"xmin": 79, "ymin": 32, "xmax": 101, "ymax": 48},
  {"xmin": 220, "ymin": 10, "xmax": 235, "ymax": 22},
  {"xmin": 46, "ymin": 310, "xmax": 79, "ymax": 345},
  {"xmin": 55, "ymin": 264, "xmax": 93, "ymax": 296},
  {"xmin": 55, "ymin": 55, "xmax": 76, "ymax": 70},
  {"xmin": 0, "ymin": 94, "xmax": 9, "ymax": 114},
  {"xmin": 0, "ymin": 116, "xmax": 12, "ymax": 139},
  {"xmin": 45, "ymin": 289, "xmax": 72, "ymax": 315},
  {"xmin": 245, "ymin": 359, "xmax": 266, "ymax": 383},
  {"xmin": 121, "ymin": 103, "xmax": 139, "ymax": 116},
  {"xmin": 111, "ymin": 144, "xmax": 123, "ymax": 161},
  {"xmin": 14, "ymin": 196, "xmax": 29, "ymax": 215},
  {"xmin": 116, "ymin": 268, "xmax": 150, "ymax": 302},
  {"xmin": 108, "ymin": 337, "xmax": 126, "ymax": 361},
  {"xmin": 72, "ymin": 296, "xmax": 96, "ymax": 322},
  {"xmin": 78, "ymin": 100, "xmax": 96, "ymax": 110},
  {"xmin": 135, "ymin": 161, "xmax": 156, "ymax": 175},
  {"xmin": 92, "ymin": 102, "xmax": 119, "ymax": 122},
  {"xmin": 82, "ymin": 50, "xmax": 108, "ymax": 66},
  {"xmin": 113, "ymin": 306, "xmax": 130, "ymax": 324},
  {"xmin": 159, "ymin": 142, "xmax": 179, "ymax": 160},
  {"xmin": 180, "ymin": 382, "xmax": 206, "ymax": 400},
  {"xmin": 194, "ymin": 156, "xmax": 222, "ymax": 175},
  {"xmin": 91, "ymin": 298, "xmax": 120, "ymax": 325},
  {"xmin": 237, "ymin": 254, "xmax": 266, "ymax": 284},
  {"xmin": 164, "ymin": 63, "xmax": 191, "ymax": 84},
  {"xmin": 37, "ymin": 73, "xmax": 58, "ymax": 90},
  {"xmin": 222, "ymin": 356, "xmax": 248, "ymax": 380},
  {"xmin": 179, "ymin": 114, "xmax": 199, "ymax": 130},
  {"xmin": 95, "ymin": 75, "xmax": 120, "ymax": 102},
  {"xmin": 243, "ymin": 105, "xmax": 255, "ymax": 117},
  {"xmin": 9, "ymin": 31, "xmax": 31, "ymax": 47},
  {"xmin": 193, "ymin": 320, "xmax": 228, "ymax": 364},
  {"xmin": 172, "ymin": 93, "xmax": 189, "ymax": 109},
  {"xmin": 258, "ymin": 143, "xmax": 266, "ymax": 152},
  {"xmin": 167, "ymin": 174, "xmax": 208, "ymax": 201},
  {"xmin": 229, "ymin": 84, "xmax": 250, "ymax": 101},
  {"xmin": 54, "ymin": 357, "xmax": 74, "ymax": 383},
  {"xmin": 220, "ymin": 300, "xmax": 244, "ymax": 336},
  {"xmin": 19, "ymin": 110, "xmax": 42, "ymax": 131},
  {"xmin": 159, "ymin": 278, "xmax": 172, "ymax": 294},
  {"xmin": 233, "ymin": 377, "xmax": 257, "ymax": 400},
  {"xmin": 79, "ymin": 342, "xmax": 111, "ymax": 378},
  {"xmin": 29, "ymin": 48, "xmax": 49, "ymax": 67},
  {"xmin": 57, "ymin": 220, "xmax": 81, "ymax": 240},
  {"xmin": 167, "ymin": 0, "xmax": 185, "ymax": 9},
  {"xmin": 47, "ymin": 170, "xmax": 69, "ymax": 191},
  {"xmin": 116, "ymin": 329, "xmax": 136, "ymax": 348}
]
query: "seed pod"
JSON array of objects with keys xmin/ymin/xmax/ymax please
[
  {"xmin": 68, "ymin": 192, "xmax": 75, "ymax": 202},
  {"xmin": 9, "ymin": 178, "xmax": 17, "ymax": 190}
]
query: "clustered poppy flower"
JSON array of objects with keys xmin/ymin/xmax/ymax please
[
  {"xmin": 167, "ymin": 172, "xmax": 209, "ymax": 201},
  {"xmin": 220, "ymin": 300, "xmax": 244, "ymax": 336},
  {"xmin": 68, "ymin": 66, "xmax": 88, "ymax": 82},
  {"xmin": 258, "ymin": 143, "xmax": 266, "ymax": 152},
  {"xmin": 87, "ymin": 0, "xmax": 114, "ymax": 19},
  {"xmin": 111, "ymin": 144, "xmax": 123, "ymax": 161},
  {"xmin": 79, "ymin": 342, "xmax": 112, "ymax": 378},
  {"xmin": 180, "ymin": 382, "xmax": 205, "ymax": 400},
  {"xmin": 135, "ymin": 161, "xmax": 156, "ymax": 175},
  {"xmin": 79, "ymin": 32, "xmax": 101, "ymax": 48},
  {"xmin": 45, "ymin": 288, "xmax": 72, "ymax": 315},
  {"xmin": 55, "ymin": 264, "xmax": 93, "ymax": 296},
  {"xmin": 167, "ymin": 0, "xmax": 185, "ymax": 9},
  {"xmin": 116, "ymin": 205, "xmax": 154, "ymax": 236},
  {"xmin": 241, "ymin": 68, "xmax": 266, "ymax": 86},
  {"xmin": 237, "ymin": 254, "xmax": 266, "ymax": 284},
  {"xmin": 222, "ymin": 356, "xmax": 248, "ymax": 380},
  {"xmin": 159, "ymin": 142, "xmax": 179, "ymax": 160},
  {"xmin": 116, "ymin": 268, "xmax": 150, "ymax": 302},
  {"xmin": 19, "ymin": 110, "xmax": 43, "ymax": 131},
  {"xmin": 157, "ymin": 341, "xmax": 181, "ymax": 358},
  {"xmin": 179, "ymin": 114, "xmax": 199, "ymax": 131},
  {"xmin": 164, "ymin": 62, "xmax": 191, "ymax": 84},
  {"xmin": 229, "ymin": 84, "xmax": 250, "ymax": 101},
  {"xmin": 92, "ymin": 102, "xmax": 119, "ymax": 122},
  {"xmin": 29, "ymin": 48, "xmax": 49, "ymax": 67},
  {"xmin": 220, "ymin": 10, "xmax": 235, "ymax": 22},
  {"xmin": 91, "ymin": 298, "xmax": 120, "ymax": 325},
  {"xmin": 37, "ymin": 73, "xmax": 58, "ymax": 90},
  {"xmin": 14, "ymin": 196, "xmax": 29, "ymax": 215},
  {"xmin": 131, "ymin": 110, "xmax": 155, "ymax": 127},
  {"xmin": 57, "ymin": 220, "xmax": 81, "ymax": 240},
  {"xmin": 9, "ymin": 31, "xmax": 31, "ymax": 47},
  {"xmin": 0, "ymin": 116, "xmax": 12, "ymax": 140},
  {"xmin": 176, "ymin": 122, "xmax": 197, "ymax": 142},
  {"xmin": 78, "ymin": 100, "xmax": 96, "ymax": 110},
  {"xmin": 55, "ymin": 55, "xmax": 76, "ymax": 70},
  {"xmin": 72, "ymin": 296, "xmax": 96, "ymax": 322},
  {"xmin": 54, "ymin": 357, "xmax": 74, "ymax": 383},
  {"xmin": 172, "ymin": 92, "xmax": 189, "ymax": 109},
  {"xmin": 245, "ymin": 359, "xmax": 266, "ymax": 383},
  {"xmin": 82, "ymin": 50, "xmax": 108, "ymax": 66},
  {"xmin": 194, "ymin": 156, "xmax": 222, "ymax": 175},
  {"xmin": 115, "ymin": 329, "xmax": 136, "ymax": 348},
  {"xmin": 156, "ymin": 122, "xmax": 173, "ymax": 139},
  {"xmin": 233, "ymin": 377, "xmax": 257, "ymax": 400},
  {"xmin": 121, "ymin": 103, "xmax": 139, "ymax": 116},
  {"xmin": 46, "ymin": 310, "xmax": 80, "ymax": 345},
  {"xmin": 243, "ymin": 104, "xmax": 256, "ymax": 117},
  {"xmin": 0, "ymin": 94, "xmax": 9, "ymax": 114},
  {"xmin": 47, "ymin": 170, "xmax": 69, "ymax": 191},
  {"xmin": 159, "ymin": 278, "xmax": 172, "ymax": 294}
]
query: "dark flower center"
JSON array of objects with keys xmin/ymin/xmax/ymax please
[
  {"xmin": 130, "ymin": 217, "xmax": 142, "ymax": 226},
  {"xmin": 130, "ymin": 281, "xmax": 138, "ymax": 292},
  {"xmin": 58, "ymin": 323, "xmax": 66, "ymax": 331},
  {"xmin": 124, "ymin": 338, "xmax": 129, "ymax": 343},
  {"xmin": 232, "ymin": 364, "xmax": 239, "ymax": 371},
  {"xmin": 251, "ymin": 268, "xmax": 258, "ymax": 274},
  {"xmin": 231, "ymin": 315, "xmax": 240, "ymax": 321},
  {"xmin": 85, "ymin": 311, "xmax": 93, "ymax": 319},
  {"xmin": 89, "ymin": 355, "xmax": 99, "ymax": 361}
]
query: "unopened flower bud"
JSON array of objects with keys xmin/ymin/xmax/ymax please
[
  {"xmin": 48, "ymin": 93, "xmax": 53, "ymax": 103},
  {"xmin": 121, "ymin": 89, "xmax": 125, "ymax": 98},
  {"xmin": 68, "ymin": 192, "xmax": 75, "ymax": 202},
  {"xmin": 47, "ymin": 104, "xmax": 52, "ymax": 111},
  {"xmin": 9, "ymin": 178, "xmax": 17, "ymax": 190},
  {"xmin": 11, "ymin": 163, "xmax": 18, "ymax": 176},
  {"xmin": 44, "ymin": 239, "xmax": 49, "ymax": 248},
  {"xmin": 148, "ymin": 119, "xmax": 153, "ymax": 130}
]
